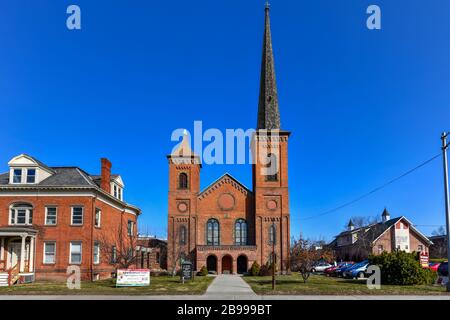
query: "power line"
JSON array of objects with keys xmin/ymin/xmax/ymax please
[{"xmin": 300, "ymin": 153, "xmax": 442, "ymax": 221}]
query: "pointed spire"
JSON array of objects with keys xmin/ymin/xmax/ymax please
[{"xmin": 257, "ymin": 3, "xmax": 281, "ymax": 130}]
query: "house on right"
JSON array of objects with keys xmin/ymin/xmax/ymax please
[{"xmin": 328, "ymin": 209, "xmax": 433, "ymax": 261}]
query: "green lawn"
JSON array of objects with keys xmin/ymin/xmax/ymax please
[
  {"xmin": 0, "ymin": 276, "xmax": 214, "ymax": 295},
  {"xmin": 244, "ymin": 274, "xmax": 449, "ymax": 295}
]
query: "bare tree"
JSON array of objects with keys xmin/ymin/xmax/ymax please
[
  {"xmin": 432, "ymin": 226, "xmax": 446, "ymax": 236},
  {"xmin": 290, "ymin": 235, "xmax": 334, "ymax": 283},
  {"xmin": 97, "ymin": 226, "xmax": 139, "ymax": 270}
]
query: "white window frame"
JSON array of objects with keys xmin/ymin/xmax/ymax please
[
  {"xmin": 127, "ymin": 220, "xmax": 134, "ymax": 236},
  {"xmin": 71, "ymin": 207, "xmax": 84, "ymax": 226},
  {"xmin": 113, "ymin": 184, "xmax": 118, "ymax": 198},
  {"xmin": 26, "ymin": 168, "xmax": 36, "ymax": 183},
  {"xmin": 93, "ymin": 242, "xmax": 100, "ymax": 264},
  {"xmin": 12, "ymin": 168, "xmax": 23, "ymax": 184},
  {"xmin": 9, "ymin": 204, "xmax": 33, "ymax": 226},
  {"xmin": 69, "ymin": 241, "xmax": 82, "ymax": 265},
  {"xmin": 43, "ymin": 241, "xmax": 56, "ymax": 264},
  {"xmin": 94, "ymin": 208, "xmax": 101, "ymax": 228},
  {"xmin": 45, "ymin": 207, "xmax": 58, "ymax": 225}
]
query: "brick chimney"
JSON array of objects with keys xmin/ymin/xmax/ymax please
[{"xmin": 100, "ymin": 158, "xmax": 112, "ymax": 193}]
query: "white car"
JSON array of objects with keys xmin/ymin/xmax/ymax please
[{"xmin": 311, "ymin": 262, "xmax": 333, "ymax": 273}]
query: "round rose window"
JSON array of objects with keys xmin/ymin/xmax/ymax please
[
  {"xmin": 177, "ymin": 202, "xmax": 188, "ymax": 213},
  {"xmin": 218, "ymin": 193, "xmax": 235, "ymax": 211},
  {"xmin": 266, "ymin": 200, "xmax": 278, "ymax": 210}
]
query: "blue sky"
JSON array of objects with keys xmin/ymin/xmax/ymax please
[{"xmin": 1, "ymin": 0, "xmax": 449, "ymax": 241}]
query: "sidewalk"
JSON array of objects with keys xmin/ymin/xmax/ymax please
[{"xmin": 203, "ymin": 274, "xmax": 257, "ymax": 300}]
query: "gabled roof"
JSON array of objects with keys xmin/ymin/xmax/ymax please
[
  {"xmin": 331, "ymin": 216, "xmax": 433, "ymax": 247},
  {"xmin": 198, "ymin": 173, "xmax": 252, "ymax": 199},
  {"xmin": 8, "ymin": 154, "xmax": 55, "ymax": 174}
]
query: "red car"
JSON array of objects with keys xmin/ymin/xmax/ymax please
[
  {"xmin": 324, "ymin": 262, "xmax": 353, "ymax": 276},
  {"xmin": 429, "ymin": 262, "xmax": 441, "ymax": 272}
]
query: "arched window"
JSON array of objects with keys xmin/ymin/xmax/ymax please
[
  {"xmin": 178, "ymin": 173, "xmax": 188, "ymax": 189},
  {"xmin": 206, "ymin": 219, "xmax": 220, "ymax": 246},
  {"xmin": 9, "ymin": 203, "xmax": 33, "ymax": 225},
  {"xmin": 265, "ymin": 153, "xmax": 278, "ymax": 182},
  {"xmin": 234, "ymin": 219, "xmax": 247, "ymax": 245},
  {"xmin": 268, "ymin": 224, "xmax": 276, "ymax": 245},
  {"xmin": 180, "ymin": 226, "xmax": 187, "ymax": 245}
]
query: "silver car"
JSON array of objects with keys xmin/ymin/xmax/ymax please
[{"xmin": 311, "ymin": 262, "xmax": 333, "ymax": 273}]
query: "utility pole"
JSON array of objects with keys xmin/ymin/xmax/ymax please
[{"xmin": 442, "ymin": 132, "xmax": 450, "ymax": 292}]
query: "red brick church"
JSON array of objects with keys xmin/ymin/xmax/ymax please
[{"xmin": 167, "ymin": 5, "xmax": 291, "ymax": 274}]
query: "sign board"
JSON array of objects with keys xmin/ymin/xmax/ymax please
[
  {"xmin": 419, "ymin": 252, "xmax": 429, "ymax": 268},
  {"xmin": 116, "ymin": 269, "xmax": 150, "ymax": 287},
  {"xmin": 181, "ymin": 262, "xmax": 194, "ymax": 281}
]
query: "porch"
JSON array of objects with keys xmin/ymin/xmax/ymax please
[{"xmin": 0, "ymin": 227, "xmax": 38, "ymax": 286}]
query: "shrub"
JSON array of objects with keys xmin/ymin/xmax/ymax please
[
  {"xmin": 258, "ymin": 264, "xmax": 270, "ymax": 276},
  {"xmin": 369, "ymin": 251, "xmax": 436, "ymax": 285},
  {"xmin": 249, "ymin": 261, "xmax": 260, "ymax": 276},
  {"xmin": 198, "ymin": 266, "xmax": 208, "ymax": 276},
  {"xmin": 259, "ymin": 261, "xmax": 277, "ymax": 276}
]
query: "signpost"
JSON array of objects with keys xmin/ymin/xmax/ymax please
[
  {"xmin": 419, "ymin": 252, "xmax": 429, "ymax": 268},
  {"xmin": 181, "ymin": 261, "xmax": 194, "ymax": 283},
  {"xmin": 116, "ymin": 269, "xmax": 150, "ymax": 287}
]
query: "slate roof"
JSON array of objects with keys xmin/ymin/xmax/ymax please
[
  {"xmin": 257, "ymin": 5, "xmax": 281, "ymax": 130},
  {"xmin": 0, "ymin": 167, "xmax": 120, "ymax": 188}
]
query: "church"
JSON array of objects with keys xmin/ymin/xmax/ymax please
[{"xmin": 167, "ymin": 4, "xmax": 291, "ymax": 274}]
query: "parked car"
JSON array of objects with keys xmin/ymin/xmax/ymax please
[
  {"xmin": 438, "ymin": 262, "xmax": 448, "ymax": 277},
  {"xmin": 334, "ymin": 262, "xmax": 356, "ymax": 278},
  {"xmin": 325, "ymin": 262, "xmax": 353, "ymax": 277},
  {"xmin": 429, "ymin": 262, "xmax": 441, "ymax": 272},
  {"xmin": 311, "ymin": 262, "xmax": 333, "ymax": 273},
  {"xmin": 343, "ymin": 260, "xmax": 369, "ymax": 279}
]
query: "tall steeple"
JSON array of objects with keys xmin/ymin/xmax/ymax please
[{"xmin": 257, "ymin": 2, "xmax": 281, "ymax": 130}]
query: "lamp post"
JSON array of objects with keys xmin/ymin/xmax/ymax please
[
  {"xmin": 271, "ymin": 223, "xmax": 276, "ymax": 291},
  {"xmin": 441, "ymin": 132, "xmax": 450, "ymax": 292}
]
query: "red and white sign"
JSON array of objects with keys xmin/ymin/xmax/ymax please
[{"xmin": 419, "ymin": 252, "xmax": 429, "ymax": 268}]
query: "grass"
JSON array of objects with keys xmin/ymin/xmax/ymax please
[
  {"xmin": 244, "ymin": 274, "xmax": 449, "ymax": 295},
  {"xmin": 0, "ymin": 275, "xmax": 214, "ymax": 295}
]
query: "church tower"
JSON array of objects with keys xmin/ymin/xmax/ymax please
[
  {"xmin": 253, "ymin": 3, "xmax": 291, "ymax": 272},
  {"xmin": 167, "ymin": 132, "xmax": 201, "ymax": 272}
]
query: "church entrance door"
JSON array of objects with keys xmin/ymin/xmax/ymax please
[
  {"xmin": 221, "ymin": 255, "xmax": 232, "ymax": 274},
  {"xmin": 207, "ymin": 255, "xmax": 217, "ymax": 273}
]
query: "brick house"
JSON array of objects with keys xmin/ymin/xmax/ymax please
[
  {"xmin": 136, "ymin": 236, "xmax": 167, "ymax": 271},
  {"xmin": 167, "ymin": 5, "xmax": 291, "ymax": 275},
  {"xmin": 328, "ymin": 209, "xmax": 432, "ymax": 261},
  {"xmin": 0, "ymin": 154, "xmax": 140, "ymax": 285}
]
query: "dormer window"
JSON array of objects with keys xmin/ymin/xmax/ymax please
[
  {"xmin": 27, "ymin": 169, "xmax": 36, "ymax": 183},
  {"xmin": 112, "ymin": 183, "xmax": 123, "ymax": 201},
  {"xmin": 8, "ymin": 154, "xmax": 54, "ymax": 185},
  {"xmin": 13, "ymin": 169, "xmax": 22, "ymax": 183},
  {"xmin": 10, "ymin": 168, "xmax": 38, "ymax": 184}
]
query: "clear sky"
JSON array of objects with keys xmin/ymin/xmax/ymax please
[{"xmin": 1, "ymin": 0, "xmax": 450, "ymax": 241}]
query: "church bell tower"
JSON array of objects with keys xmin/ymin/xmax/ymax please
[{"xmin": 253, "ymin": 3, "xmax": 291, "ymax": 273}]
